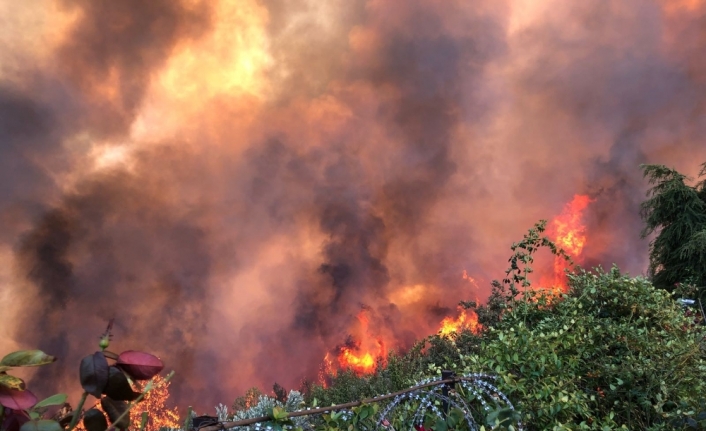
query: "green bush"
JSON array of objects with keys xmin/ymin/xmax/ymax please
[{"xmin": 458, "ymin": 267, "xmax": 706, "ymax": 430}]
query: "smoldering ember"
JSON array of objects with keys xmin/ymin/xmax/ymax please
[{"xmin": 1, "ymin": 1, "xmax": 706, "ymax": 430}]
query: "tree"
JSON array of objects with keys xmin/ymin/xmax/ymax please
[{"xmin": 640, "ymin": 162, "xmax": 706, "ymax": 291}]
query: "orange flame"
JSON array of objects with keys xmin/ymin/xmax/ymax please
[
  {"xmin": 337, "ymin": 340, "xmax": 384, "ymax": 374},
  {"xmin": 335, "ymin": 310, "xmax": 387, "ymax": 375},
  {"xmin": 547, "ymin": 194, "xmax": 593, "ymax": 293},
  {"xmin": 319, "ymin": 353, "xmax": 334, "ymax": 386},
  {"xmin": 439, "ymin": 307, "xmax": 481, "ymax": 336},
  {"xmin": 327, "ymin": 271, "xmax": 485, "ymax": 377}
]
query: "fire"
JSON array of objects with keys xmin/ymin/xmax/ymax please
[
  {"xmin": 318, "ymin": 353, "xmax": 334, "ymax": 386},
  {"xmin": 546, "ymin": 194, "xmax": 593, "ymax": 293},
  {"xmin": 328, "ymin": 287, "xmax": 483, "ymax": 378},
  {"xmin": 321, "ymin": 195, "xmax": 593, "ymax": 378},
  {"xmin": 439, "ymin": 308, "xmax": 481, "ymax": 337},
  {"xmin": 131, "ymin": 376, "xmax": 181, "ymax": 431},
  {"xmin": 76, "ymin": 375, "xmax": 179, "ymax": 431},
  {"xmin": 335, "ymin": 310, "xmax": 386, "ymax": 375},
  {"xmin": 337, "ymin": 341, "xmax": 381, "ymax": 373}
]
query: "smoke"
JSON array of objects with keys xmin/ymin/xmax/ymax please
[{"xmin": 1, "ymin": 0, "xmax": 706, "ymax": 410}]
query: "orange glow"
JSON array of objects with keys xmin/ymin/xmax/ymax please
[
  {"xmin": 337, "ymin": 342, "xmax": 378, "ymax": 374},
  {"xmin": 132, "ymin": 0, "xmax": 271, "ymax": 142},
  {"xmin": 335, "ymin": 310, "xmax": 387, "ymax": 375},
  {"xmin": 131, "ymin": 376, "xmax": 180, "ymax": 431},
  {"xmin": 661, "ymin": 0, "xmax": 705, "ymax": 14},
  {"xmin": 76, "ymin": 375, "xmax": 179, "ymax": 431},
  {"xmin": 318, "ymin": 353, "xmax": 334, "ymax": 387},
  {"xmin": 326, "ymin": 270, "xmax": 485, "ymax": 377},
  {"xmin": 546, "ymin": 194, "xmax": 593, "ymax": 293},
  {"xmin": 439, "ymin": 307, "xmax": 481, "ymax": 337},
  {"xmin": 462, "ymin": 270, "xmax": 478, "ymax": 288}
]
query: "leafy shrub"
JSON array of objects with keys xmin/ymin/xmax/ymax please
[
  {"xmin": 459, "ymin": 267, "xmax": 706, "ymax": 430},
  {"xmin": 306, "ymin": 350, "xmax": 425, "ymax": 407}
]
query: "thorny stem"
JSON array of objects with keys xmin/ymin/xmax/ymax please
[{"xmin": 68, "ymin": 392, "xmax": 88, "ymax": 431}]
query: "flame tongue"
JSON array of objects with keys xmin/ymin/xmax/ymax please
[
  {"xmin": 548, "ymin": 194, "xmax": 593, "ymax": 292},
  {"xmin": 335, "ymin": 310, "xmax": 386, "ymax": 375},
  {"xmin": 337, "ymin": 339, "xmax": 383, "ymax": 374},
  {"xmin": 439, "ymin": 308, "xmax": 481, "ymax": 336},
  {"xmin": 330, "ymin": 301, "xmax": 483, "ymax": 378}
]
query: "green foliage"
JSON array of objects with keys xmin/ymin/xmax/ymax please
[
  {"xmin": 459, "ymin": 267, "xmax": 706, "ymax": 430},
  {"xmin": 0, "ymin": 350, "xmax": 57, "ymax": 393},
  {"xmin": 296, "ymin": 268, "xmax": 706, "ymax": 430},
  {"xmin": 502, "ymin": 220, "xmax": 572, "ymax": 298},
  {"xmin": 218, "ymin": 390, "xmax": 308, "ymax": 431},
  {"xmin": 465, "ymin": 220, "xmax": 571, "ymax": 328},
  {"xmin": 306, "ymin": 350, "xmax": 425, "ymax": 407},
  {"xmin": 232, "ymin": 387, "xmax": 264, "ymax": 412},
  {"xmin": 317, "ymin": 404, "xmax": 380, "ymax": 431},
  {"xmin": 640, "ymin": 162, "xmax": 706, "ymax": 291},
  {"xmin": 273, "ymin": 383, "xmax": 287, "ymax": 404}
]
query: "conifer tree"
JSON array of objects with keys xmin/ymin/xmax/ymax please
[{"xmin": 640, "ymin": 162, "xmax": 706, "ymax": 291}]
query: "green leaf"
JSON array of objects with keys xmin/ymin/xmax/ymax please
[
  {"xmin": 272, "ymin": 406, "xmax": 288, "ymax": 421},
  {"xmin": 1, "ymin": 351, "xmax": 57, "ymax": 368},
  {"xmin": 0, "ymin": 374, "xmax": 25, "ymax": 391},
  {"xmin": 447, "ymin": 408, "xmax": 464, "ymax": 428},
  {"xmin": 433, "ymin": 419, "xmax": 448, "ymax": 431},
  {"xmin": 0, "ymin": 366, "xmax": 12, "ymax": 372},
  {"xmin": 33, "ymin": 394, "xmax": 68, "ymax": 409},
  {"xmin": 19, "ymin": 420, "xmax": 63, "ymax": 431}
]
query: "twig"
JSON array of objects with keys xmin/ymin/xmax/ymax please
[{"xmin": 68, "ymin": 392, "xmax": 89, "ymax": 431}]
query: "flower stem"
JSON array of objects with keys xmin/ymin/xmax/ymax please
[{"xmin": 68, "ymin": 392, "xmax": 88, "ymax": 431}]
